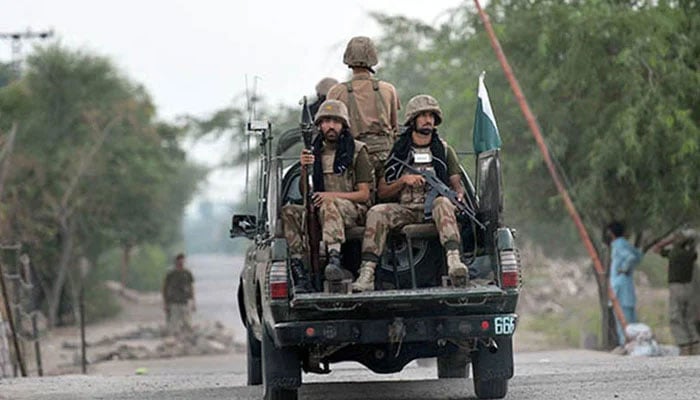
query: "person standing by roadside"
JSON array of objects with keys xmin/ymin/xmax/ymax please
[
  {"xmin": 653, "ymin": 230, "xmax": 700, "ymax": 355},
  {"xmin": 606, "ymin": 221, "xmax": 643, "ymax": 348},
  {"xmin": 162, "ymin": 253, "xmax": 195, "ymax": 336}
]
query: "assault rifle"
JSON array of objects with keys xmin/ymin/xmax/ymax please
[
  {"xmin": 387, "ymin": 155, "xmax": 486, "ymax": 230},
  {"xmin": 300, "ymin": 97, "xmax": 322, "ymax": 288}
]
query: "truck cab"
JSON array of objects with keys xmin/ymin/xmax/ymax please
[{"xmin": 232, "ymin": 124, "xmax": 521, "ymax": 400}]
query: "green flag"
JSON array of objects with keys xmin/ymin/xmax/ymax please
[{"xmin": 473, "ymin": 72, "xmax": 501, "ymax": 154}]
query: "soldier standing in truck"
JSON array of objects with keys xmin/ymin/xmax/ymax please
[
  {"xmin": 327, "ymin": 36, "xmax": 400, "ymax": 191},
  {"xmin": 352, "ymin": 94, "xmax": 470, "ymax": 292},
  {"xmin": 281, "ymin": 100, "xmax": 373, "ymax": 292}
]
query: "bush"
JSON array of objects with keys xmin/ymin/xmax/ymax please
[{"xmin": 94, "ymin": 244, "xmax": 170, "ymax": 292}]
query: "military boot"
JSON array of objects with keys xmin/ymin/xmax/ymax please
[
  {"xmin": 446, "ymin": 250, "xmax": 469, "ymax": 287},
  {"xmin": 352, "ymin": 261, "xmax": 376, "ymax": 292},
  {"xmin": 324, "ymin": 249, "xmax": 344, "ymax": 282},
  {"xmin": 690, "ymin": 341, "xmax": 700, "ymax": 356},
  {"xmin": 679, "ymin": 343, "xmax": 693, "ymax": 356},
  {"xmin": 289, "ymin": 258, "xmax": 313, "ymax": 293}
]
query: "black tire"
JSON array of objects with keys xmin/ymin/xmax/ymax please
[
  {"xmin": 262, "ymin": 323, "xmax": 300, "ymax": 400},
  {"xmin": 473, "ymin": 377, "xmax": 508, "ymax": 399},
  {"xmin": 246, "ymin": 325, "xmax": 262, "ymax": 386},
  {"xmin": 264, "ymin": 388, "xmax": 298, "ymax": 400},
  {"xmin": 437, "ymin": 349, "xmax": 469, "ymax": 378},
  {"xmin": 471, "ymin": 337, "xmax": 512, "ymax": 399}
]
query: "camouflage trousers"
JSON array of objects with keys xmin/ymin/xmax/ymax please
[
  {"xmin": 166, "ymin": 303, "xmax": 192, "ymax": 337},
  {"xmin": 281, "ymin": 199, "xmax": 367, "ymax": 258},
  {"xmin": 669, "ymin": 282, "xmax": 700, "ymax": 346},
  {"xmin": 361, "ymin": 197, "xmax": 461, "ymax": 258}
]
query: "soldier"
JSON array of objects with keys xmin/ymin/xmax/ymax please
[
  {"xmin": 281, "ymin": 100, "xmax": 373, "ymax": 292},
  {"xmin": 309, "ymin": 77, "xmax": 339, "ymax": 118},
  {"xmin": 162, "ymin": 253, "xmax": 195, "ymax": 336},
  {"xmin": 653, "ymin": 230, "xmax": 700, "ymax": 355},
  {"xmin": 352, "ymin": 94, "xmax": 470, "ymax": 292},
  {"xmin": 327, "ymin": 36, "xmax": 400, "ymax": 188}
]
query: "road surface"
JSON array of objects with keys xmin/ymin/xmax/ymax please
[{"xmin": 2, "ymin": 254, "xmax": 699, "ymax": 399}]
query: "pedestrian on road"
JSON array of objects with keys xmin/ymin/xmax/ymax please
[
  {"xmin": 162, "ymin": 253, "xmax": 196, "ymax": 337},
  {"xmin": 653, "ymin": 229, "xmax": 700, "ymax": 355},
  {"xmin": 606, "ymin": 221, "xmax": 643, "ymax": 348}
]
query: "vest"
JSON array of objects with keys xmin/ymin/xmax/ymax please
[
  {"xmin": 399, "ymin": 146, "xmax": 435, "ymax": 209},
  {"xmin": 321, "ymin": 140, "xmax": 367, "ymax": 194}
]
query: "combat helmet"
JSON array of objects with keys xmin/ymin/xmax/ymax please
[
  {"xmin": 343, "ymin": 36, "xmax": 378, "ymax": 72},
  {"xmin": 404, "ymin": 94, "xmax": 443, "ymax": 126},
  {"xmin": 314, "ymin": 99, "xmax": 350, "ymax": 127},
  {"xmin": 315, "ymin": 77, "xmax": 338, "ymax": 97}
]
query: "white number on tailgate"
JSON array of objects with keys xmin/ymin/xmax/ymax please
[{"xmin": 494, "ymin": 317, "xmax": 515, "ymax": 335}]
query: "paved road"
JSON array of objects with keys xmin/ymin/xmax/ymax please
[
  {"xmin": 1, "ymin": 350, "xmax": 699, "ymax": 399},
  {"xmin": 3, "ymin": 254, "xmax": 699, "ymax": 399},
  {"xmin": 188, "ymin": 254, "xmax": 245, "ymax": 341}
]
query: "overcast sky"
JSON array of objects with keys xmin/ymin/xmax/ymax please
[{"xmin": 1, "ymin": 0, "xmax": 465, "ymax": 204}]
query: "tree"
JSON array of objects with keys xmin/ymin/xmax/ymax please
[
  {"xmin": 372, "ymin": 1, "xmax": 700, "ymax": 345},
  {"xmin": 0, "ymin": 45, "xmax": 205, "ymax": 326}
]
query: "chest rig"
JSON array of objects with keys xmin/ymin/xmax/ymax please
[
  {"xmin": 320, "ymin": 141, "xmax": 366, "ymax": 193},
  {"xmin": 399, "ymin": 146, "xmax": 434, "ymax": 209}
]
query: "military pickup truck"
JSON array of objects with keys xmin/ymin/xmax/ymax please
[{"xmin": 231, "ymin": 122, "xmax": 521, "ymax": 400}]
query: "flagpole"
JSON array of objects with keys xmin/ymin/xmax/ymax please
[{"xmin": 472, "ymin": 0, "xmax": 629, "ymax": 339}]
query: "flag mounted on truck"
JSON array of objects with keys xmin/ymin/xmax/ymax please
[{"xmin": 473, "ymin": 72, "xmax": 501, "ymax": 154}]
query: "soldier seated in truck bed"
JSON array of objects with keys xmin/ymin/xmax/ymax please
[
  {"xmin": 352, "ymin": 94, "xmax": 472, "ymax": 292},
  {"xmin": 280, "ymin": 99, "xmax": 373, "ymax": 293}
]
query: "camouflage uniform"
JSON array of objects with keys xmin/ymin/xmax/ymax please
[
  {"xmin": 327, "ymin": 36, "xmax": 400, "ymax": 188},
  {"xmin": 281, "ymin": 100, "xmax": 374, "ymax": 263},
  {"xmin": 361, "ymin": 145, "xmax": 463, "ymax": 258},
  {"xmin": 660, "ymin": 234, "xmax": 700, "ymax": 355},
  {"xmin": 162, "ymin": 267, "xmax": 194, "ymax": 336},
  {"xmin": 353, "ymin": 95, "xmax": 469, "ymax": 292}
]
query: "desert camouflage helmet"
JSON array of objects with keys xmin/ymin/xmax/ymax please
[
  {"xmin": 343, "ymin": 36, "xmax": 378, "ymax": 71},
  {"xmin": 315, "ymin": 77, "xmax": 338, "ymax": 97},
  {"xmin": 404, "ymin": 94, "xmax": 443, "ymax": 126},
  {"xmin": 314, "ymin": 99, "xmax": 350, "ymax": 127}
]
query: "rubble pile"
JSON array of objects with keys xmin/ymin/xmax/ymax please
[
  {"xmin": 62, "ymin": 321, "xmax": 235, "ymax": 364},
  {"xmin": 517, "ymin": 243, "xmax": 600, "ymax": 314}
]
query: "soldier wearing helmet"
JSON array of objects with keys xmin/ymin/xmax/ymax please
[
  {"xmin": 653, "ymin": 229, "xmax": 700, "ymax": 355},
  {"xmin": 281, "ymin": 100, "xmax": 374, "ymax": 292},
  {"xmin": 352, "ymin": 95, "xmax": 470, "ymax": 292},
  {"xmin": 309, "ymin": 77, "xmax": 339, "ymax": 118},
  {"xmin": 327, "ymin": 36, "xmax": 400, "ymax": 191}
]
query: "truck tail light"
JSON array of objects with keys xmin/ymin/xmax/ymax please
[
  {"xmin": 269, "ymin": 263, "xmax": 289, "ymax": 299},
  {"xmin": 499, "ymin": 249, "xmax": 521, "ymax": 289}
]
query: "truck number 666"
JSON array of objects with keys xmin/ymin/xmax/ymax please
[{"xmin": 494, "ymin": 317, "xmax": 515, "ymax": 335}]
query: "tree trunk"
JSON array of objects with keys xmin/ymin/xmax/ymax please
[
  {"xmin": 595, "ymin": 244, "xmax": 617, "ymax": 350},
  {"xmin": 47, "ymin": 219, "xmax": 74, "ymax": 328},
  {"xmin": 120, "ymin": 244, "xmax": 132, "ymax": 291}
]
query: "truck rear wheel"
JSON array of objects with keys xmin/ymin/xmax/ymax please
[
  {"xmin": 262, "ymin": 323, "xmax": 300, "ymax": 400},
  {"xmin": 246, "ymin": 325, "xmax": 262, "ymax": 385},
  {"xmin": 437, "ymin": 348, "xmax": 469, "ymax": 378},
  {"xmin": 471, "ymin": 336, "xmax": 513, "ymax": 399}
]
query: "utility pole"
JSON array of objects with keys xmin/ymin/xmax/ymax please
[{"xmin": 0, "ymin": 28, "xmax": 54, "ymax": 74}]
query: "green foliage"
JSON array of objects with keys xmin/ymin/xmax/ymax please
[
  {"xmin": 94, "ymin": 245, "xmax": 169, "ymax": 291},
  {"xmin": 0, "ymin": 44, "xmax": 206, "ymax": 325},
  {"xmin": 83, "ymin": 282, "xmax": 122, "ymax": 323},
  {"xmin": 372, "ymin": 1, "xmax": 700, "ymax": 252}
]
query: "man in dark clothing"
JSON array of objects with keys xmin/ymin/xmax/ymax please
[
  {"xmin": 654, "ymin": 230, "xmax": 700, "ymax": 355},
  {"xmin": 162, "ymin": 253, "xmax": 195, "ymax": 336}
]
